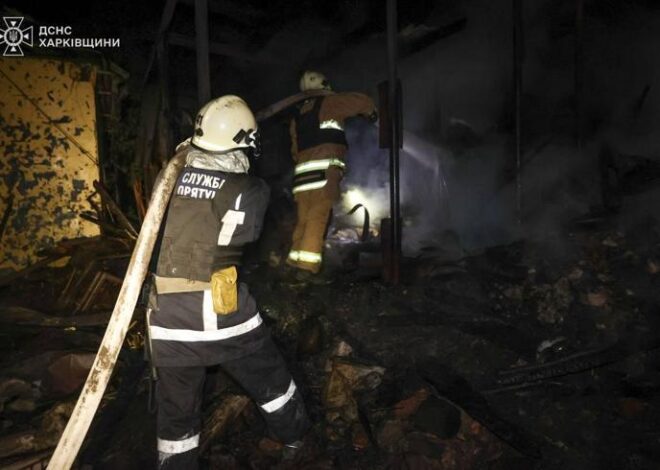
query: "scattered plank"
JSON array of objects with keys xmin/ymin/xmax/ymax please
[{"xmin": 93, "ymin": 181, "xmax": 139, "ymax": 239}]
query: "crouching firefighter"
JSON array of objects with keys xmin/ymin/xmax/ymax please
[
  {"xmin": 287, "ymin": 70, "xmax": 377, "ymax": 275},
  {"xmin": 148, "ymin": 95, "xmax": 309, "ymax": 469}
]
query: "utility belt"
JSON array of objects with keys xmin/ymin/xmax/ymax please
[
  {"xmin": 292, "ymin": 158, "xmax": 346, "ymax": 194},
  {"xmin": 152, "ymin": 265, "xmax": 239, "ymax": 315},
  {"xmin": 153, "ymin": 275, "xmax": 211, "ymax": 294}
]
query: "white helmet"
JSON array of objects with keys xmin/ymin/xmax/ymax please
[
  {"xmin": 299, "ymin": 70, "xmax": 331, "ymax": 92},
  {"xmin": 191, "ymin": 95, "xmax": 258, "ymax": 153}
]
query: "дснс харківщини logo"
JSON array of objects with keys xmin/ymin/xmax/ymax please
[{"xmin": 0, "ymin": 17, "xmax": 33, "ymax": 56}]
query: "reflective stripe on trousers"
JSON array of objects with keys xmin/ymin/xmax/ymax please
[
  {"xmin": 149, "ymin": 312, "xmax": 263, "ymax": 343},
  {"xmin": 158, "ymin": 433, "xmax": 200, "ymax": 454},
  {"xmin": 158, "ymin": 432, "xmax": 200, "ymax": 468},
  {"xmin": 292, "ymin": 179, "xmax": 327, "ymax": 194},
  {"xmin": 319, "ymin": 119, "xmax": 344, "ymax": 131},
  {"xmin": 260, "ymin": 379, "xmax": 297, "ymax": 413},
  {"xmin": 292, "ymin": 158, "xmax": 345, "ymax": 194},
  {"xmin": 288, "ymin": 250, "xmax": 322, "ymax": 264}
]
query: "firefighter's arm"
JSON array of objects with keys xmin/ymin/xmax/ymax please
[
  {"xmin": 327, "ymin": 92, "xmax": 377, "ymax": 122},
  {"xmin": 245, "ymin": 178, "xmax": 270, "ymax": 241}
]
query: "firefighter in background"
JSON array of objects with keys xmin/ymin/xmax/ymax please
[
  {"xmin": 149, "ymin": 95, "xmax": 309, "ymax": 469},
  {"xmin": 287, "ymin": 71, "xmax": 377, "ymax": 274}
]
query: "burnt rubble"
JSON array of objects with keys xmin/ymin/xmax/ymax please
[{"xmin": 0, "ymin": 209, "xmax": 658, "ymax": 469}]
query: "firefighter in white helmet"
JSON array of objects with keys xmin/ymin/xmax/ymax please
[
  {"xmin": 149, "ymin": 95, "xmax": 309, "ymax": 469},
  {"xmin": 287, "ymin": 71, "xmax": 377, "ymax": 275}
]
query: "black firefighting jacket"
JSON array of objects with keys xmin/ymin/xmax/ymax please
[{"xmin": 155, "ymin": 165, "xmax": 269, "ymax": 283}]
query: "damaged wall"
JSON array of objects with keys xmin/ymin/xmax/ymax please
[{"xmin": 0, "ymin": 57, "xmax": 101, "ymax": 271}]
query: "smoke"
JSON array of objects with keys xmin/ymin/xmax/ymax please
[{"xmin": 323, "ymin": 0, "xmax": 660, "ymax": 254}]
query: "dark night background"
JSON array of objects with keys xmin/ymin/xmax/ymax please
[{"xmin": 1, "ymin": 0, "xmax": 660, "ymax": 469}]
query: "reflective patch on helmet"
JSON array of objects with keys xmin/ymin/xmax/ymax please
[{"xmin": 233, "ymin": 128, "xmax": 259, "ymax": 149}]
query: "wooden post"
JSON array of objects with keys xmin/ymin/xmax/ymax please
[
  {"xmin": 195, "ymin": 0, "xmax": 211, "ymax": 106},
  {"xmin": 512, "ymin": 0, "xmax": 523, "ymax": 225},
  {"xmin": 575, "ymin": 0, "xmax": 584, "ymax": 154},
  {"xmin": 386, "ymin": 0, "xmax": 401, "ymax": 285}
]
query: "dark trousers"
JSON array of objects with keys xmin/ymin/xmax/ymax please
[{"xmin": 156, "ymin": 339, "xmax": 309, "ymax": 469}]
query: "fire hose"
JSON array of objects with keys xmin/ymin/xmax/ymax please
[
  {"xmin": 48, "ymin": 89, "xmax": 331, "ymax": 469},
  {"xmin": 46, "ymin": 149, "xmax": 188, "ymax": 469}
]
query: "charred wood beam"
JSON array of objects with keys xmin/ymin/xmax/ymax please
[
  {"xmin": 512, "ymin": 0, "xmax": 523, "ymax": 224},
  {"xmin": 398, "ymin": 18, "xmax": 467, "ymax": 57},
  {"xmin": 156, "ymin": 38, "xmax": 173, "ymax": 168},
  {"xmin": 93, "ymin": 181, "xmax": 139, "ymax": 239},
  {"xmin": 141, "ymin": 0, "xmax": 177, "ymax": 100},
  {"xmin": 575, "ymin": 0, "xmax": 584, "ymax": 153},
  {"xmin": 200, "ymin": 395, "xmax": 251, "ymax": 453},
  {"xmin": 418, "ymin": 361, "xmax": 541, "ymax": 459},
  {"xmin": 132, "ymin": 180, "xmax": 147, "ymax": 222},
  {"xmin": 486, "ymin": 338, "xmax": 660, "ymax": 391},
  {"xmin": 380, "ymin": 303, "xmax": 536, "ymax": 356},
  {"xmin": 159, "ymin": 0, "xmax": 179, "ymax": 35},
  {"xmin": 133, "ymin": 84, "xmax": 162, "ymax": 202},
  {"xmin": 167, "ymin": 32, "xmax": 285, "ymax": 64},
  {"xmin": 0, "ymin": 255, "xmax": 68, "ymax": 288},
  {"xmin": 0, "ymin": 306, "xmax": 112, "ymax": 328},
  {"xmin": 1, "ymin": 451, "xmax": 51, "ymax": 470},
  {"xmin": 386, "ymin": 0, "xmax": 402, "ymax": 285},
  {"xmin": 80, "ymin": 213, "xmax": 132, "ymax": 238},
  {"xmin": 76, "ymin": 272, "xmax": 123, "ymax": 314},
  {"xmin": 494, "ymin": 346, "xmax": 620, "ymax": 388},
  {"xmin": 633, "ymin": 84, "xmax": 651, "ymax": 117},
  {"xmin": 180, "ymin": 0, "xmax": 265, "ymax": 24},
  {"xmin": 195, "ymin": 0, "xmax": 211, "ymax": 106}
]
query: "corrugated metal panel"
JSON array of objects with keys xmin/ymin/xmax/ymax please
[{"xmin": 0, "ymin": 57, "xmax": 101, "ymax": 271}]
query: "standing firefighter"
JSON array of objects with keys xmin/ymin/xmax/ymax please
[
  {"xmin": 287, "ymin": 71, "xmax": 377, "ymax": 274},
  {"xmin": 149, "ymin": 95, "xmax": 309, "ymax": 469}
]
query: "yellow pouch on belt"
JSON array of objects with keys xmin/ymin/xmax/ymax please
[{"xmin": 210, "ymin": 266, "xmax": 238, "ymax": 315}]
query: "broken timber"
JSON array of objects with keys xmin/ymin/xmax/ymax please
[
  {"xmin": 485, "ymin": 338, "xmax": 660, "ymax": 392},
  {"xmin": 93, "ymin": 181, "xmax": 139, "ymax": 239}
]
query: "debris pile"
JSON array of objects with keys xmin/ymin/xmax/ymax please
[
  {"xmin": 0, "ymin": 212, "xmax": 658, "ymax": 468},
  {"xmin": 0, "ymin": 214, "xmax": 138, "ymax": 467}
]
